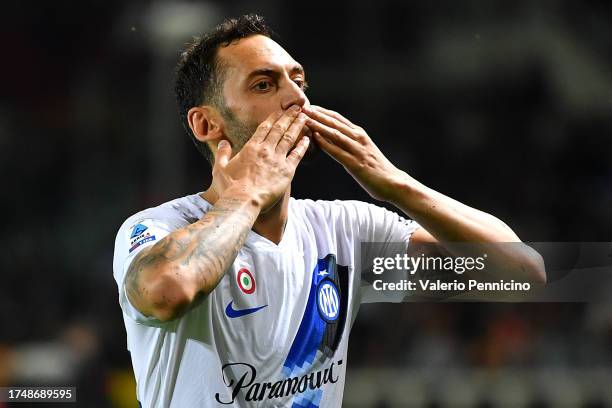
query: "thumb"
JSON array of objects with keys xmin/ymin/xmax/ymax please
[{"xmin": 214, "ymin": 140, "xmax": 232, "ymax": 168}]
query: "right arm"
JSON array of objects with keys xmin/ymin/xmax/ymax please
[
  {"xmin": 124, "ymin": 105, "xmax": 310, "ymax": 322},
  {"xmin": 125, "ymin": 191, "xmax": 260, "ymax": 322}
]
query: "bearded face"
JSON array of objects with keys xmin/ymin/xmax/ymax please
[{"xmin": 218, "ymin": 101, "xmax": 319, "ymax": 163}]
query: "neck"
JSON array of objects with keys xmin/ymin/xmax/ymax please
[{"xmin": 201, "ymin": 187, "xmax": 290, "ymax": 245}]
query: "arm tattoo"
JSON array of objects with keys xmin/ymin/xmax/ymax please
[{"xmin": 125, "ymin": 197, "xmax": 257, "ymax": 310}]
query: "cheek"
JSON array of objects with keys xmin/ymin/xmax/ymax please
[
  {"xmin": 248, "ymin": 102, "xmax": 278, "ymax": 125},
  {"xmin": 226, "ymin": 95, "xmax": 283, "ymax": 126}
]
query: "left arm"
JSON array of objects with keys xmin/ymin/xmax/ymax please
[{"xmin": 303, "ymin": 105, "xmax": 546, "ymax": 284}]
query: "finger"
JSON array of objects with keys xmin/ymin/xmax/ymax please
[
  {"xmin": 286, "ymin": 135, "xmax": 311, "ymax": 168},
  {"xmin": 275, "ymin": 113, "xmax": 308, "ymax": 153},
  {"xmin": 313, "ymin": 132, "xmax": 353, "ymax": 165},
  {"xmin": 303, "ymin": 108, "xmax": 355, "ymax": 140},
  {"xmin": 305, "ymin": 117, "xmax": 357, "ymax": 153},
  {"xmin": 308, "ymin": 105, "xmax": 357, "ymax": 129},
  {"xmin": 263, "ymin": 105, "xmax": 302, "ymax": 145},
  {"xmin": 250, "ymin": 110, "xmax": 284, "ymax": 143},
  {"xmin": 214, "ymin": 139, "xmax": 232, "ymax": 168}
]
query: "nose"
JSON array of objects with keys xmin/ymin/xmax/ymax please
[{"xmin": 280, "ymin": 79, "xmax": 308, "ymax": 110}]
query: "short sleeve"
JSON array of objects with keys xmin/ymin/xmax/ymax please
[
  {"xmin": 112, "ymin": 218, "xmax": 174, "ymax": 326},
  {"xmin": 335, "ymin": 201, "xmax": 421, "ymax": 304},
  {"xmin": 345, "ymin": 200, "xmax": 420, "ymax": 245}
]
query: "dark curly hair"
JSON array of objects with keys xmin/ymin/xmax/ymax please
[{"xmin": 174, "ymin": 14, "xmax": 271, "ymax": 164}]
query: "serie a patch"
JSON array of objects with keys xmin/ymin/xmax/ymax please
[{"xmin": 127, "ymin": 222, "xmax": 159, "ymax": 253}]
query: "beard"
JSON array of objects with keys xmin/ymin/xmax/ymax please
[
  {"xmin": 219, "ymin": 104, "xmax": 319, "ymax": 163},
  {"xmin": 218, "ymin": 104, "xmax": 256, "ymax": 151}
]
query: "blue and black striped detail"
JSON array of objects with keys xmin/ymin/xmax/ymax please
[{"xmin": 283, "ymin": 254, "xmax": 349, "ymax": 406}]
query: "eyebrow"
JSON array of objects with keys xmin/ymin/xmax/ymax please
[{"xmin": 245, "ymin": 65, "xmax": 306, "ymax": 82}]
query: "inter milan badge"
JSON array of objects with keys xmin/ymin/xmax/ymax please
[
  {"xmin": 317, "ymin": 279, "xmax": 340, "ymax": 322},
  {"xmin": 237, "ymin": 268, "xmax": 256, "ymax": 294}
]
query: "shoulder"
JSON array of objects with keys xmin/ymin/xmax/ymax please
[
  {"xmin": 115, "ymin": 192, "xmax": 211, "ymax": 247},
  {"xmin": 291, "ymin": 198, "xmax": 387, "ymax": 219},
  {"xmin": 291, "ymin": 197, "xmax": 377, "ymax": 214},
  {"xmin": 290, "ymin": 197, "xmax": 419, "ymax": 241}
]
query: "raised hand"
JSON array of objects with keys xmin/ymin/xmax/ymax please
[
  {"xmin": 303, "ymin": 105, "xmax": 405, "ymax": 203},
  {"xmin": 211, "ymin": 105, "xmax": 311, "ymax": 211},
  {"xmin": 124, "ymin": 105, "xmax": 311, "ymax": 321}
]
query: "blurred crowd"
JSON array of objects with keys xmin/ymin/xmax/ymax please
[{"xmin": 1, "ymin": 0, "xmax": 611, "ymax": 406}]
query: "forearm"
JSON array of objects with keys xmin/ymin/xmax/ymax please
[
  {"xmin": 301, "ymin": 105, "xmax": 544, "ymax": 283},
  {"xmin": 389, "ymin": 172, "xmax": 519, "ymax": 243},
  {"xmin": 389, "ymin": 172, "xmax": 545, "ymax": 283},
  {"xmin": 125, "ymin": 188, "xmax": 261, "ymax": 321}
]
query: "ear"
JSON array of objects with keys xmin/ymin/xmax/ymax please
[{"xmin": 187, "ymin": 106, "xmax": 224, "ymax": 144}]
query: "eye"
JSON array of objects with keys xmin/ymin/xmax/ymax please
[
  {"xmin": 293, "ymin": 78, "xmax": 308, "ymax": 90},
  {"xmin": 254, "ymin": 80, "xmax": 273, "ymax": 91}
]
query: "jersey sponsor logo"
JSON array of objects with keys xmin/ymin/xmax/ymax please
[
  {"xmin": 129, "ymin": 235, "xmax": 156, "ymax": 253},
  {"xmin": 225, "ymin": 301, "xmax": 267, "ymax": 318},
  {"xmin": 317, "ymin": 280, "xmax": 340, "ymax": 322},
  {"xmin": 237, "ymin": 268, "xmax": 256, "ymax": 294},
  {"xmin": 214, "ymin": 359, "xmax": 342, "ymax": 404},
  {"xmin": 129, "ymin": 223, "xmax": 148, "ymax": 239}
]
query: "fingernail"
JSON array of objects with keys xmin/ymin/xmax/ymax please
[
  {"xmin": 291, "ymin": 105, "xmax": 301, "ymax": 112},
  {"xmin": 218, "ymin": 140, "xmax": 228, "ymax": 148}
]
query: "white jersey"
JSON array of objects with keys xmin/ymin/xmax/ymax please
[{"xmin": 113, "ymin": 193, "xmax": 419, "ymax": 407}]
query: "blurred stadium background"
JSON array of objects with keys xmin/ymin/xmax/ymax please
[{"xmin": 1, "ymin": 0, "xmax": 611, "ymax": 406}]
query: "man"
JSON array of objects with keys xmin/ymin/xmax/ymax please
[{"xmin": 113, "ymin": 14, "xmax": 545, "ymax": 407}]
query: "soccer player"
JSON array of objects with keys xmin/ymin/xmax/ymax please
[{"xmin": 113, "ymin": 14, "xmax": 545, "ymax": 407}]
